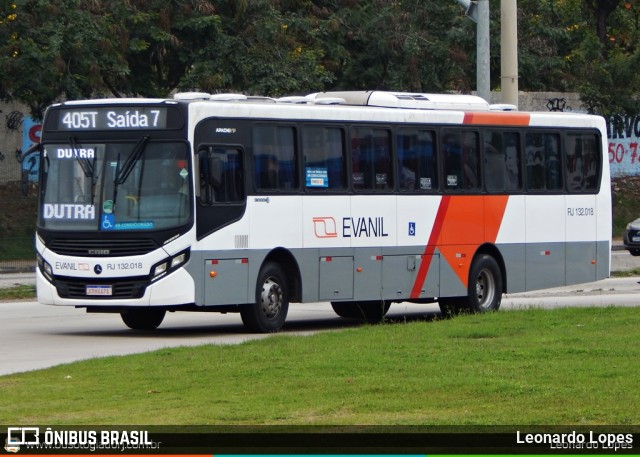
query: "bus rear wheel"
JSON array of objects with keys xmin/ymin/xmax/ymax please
[
  {"xmin": 468, "ymin": 254, "xmax": 502, "ymax": 312},
  {"xmin": 331, "ymin": 301, "xmax": 390, "ymax": 323},
  {"xmin": 120, "ymin": 308, "xmax": 166, "ymax": 330},
  {"xmin": 438, "ymin": 254, "xmax": 502, "ymax": 315},
  {"xmin": 241, "ymin": 262, "xmax": 289, "ymax": 333}
]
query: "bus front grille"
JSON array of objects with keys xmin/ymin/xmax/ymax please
[
  {"xmin": 55, "ymin": 276, "xmax": 149, "ymax": 299},
  {"xmin": 48, "ymin": 239, "xmax": 158, "ymax": 257}
]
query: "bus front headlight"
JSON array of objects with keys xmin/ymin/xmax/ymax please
[
  {"xmin": 151, "ymin": 249, "xmax": 190, "ymax": 282},
  {"xmin": 37, "ymin": 254, "xmax": 53, "ymax": 282}
]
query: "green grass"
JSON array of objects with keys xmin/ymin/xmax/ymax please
[
  {"xmin": 0, "ymin": 284, "xmax": 35, "ymax": 300},
  {"xmin": 611, "ymin": 267, "xmax": 640, "ymax": 277},
  {"xmin": 1, "ymin": 307, "xmax": 639, "ymax": 425}
]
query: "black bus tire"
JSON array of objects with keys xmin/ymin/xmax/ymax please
[
  {"xmin": 120, "ymin": 308, "xmax": 166, "ymax": 330},
  {"xmin": 467, "ymin": 254, "xmax": 502, "ymax": 313},
  {"xmin": 241, "ymin": 262, "xmax": 289, "ymax": 333}
]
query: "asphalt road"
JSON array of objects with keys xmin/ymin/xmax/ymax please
[{"xmin": 1, "ymin": 248, "xmax": 638, "ymax": 376}]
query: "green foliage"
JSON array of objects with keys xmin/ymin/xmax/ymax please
[{"xmin": 3, "ymin": 0, "xmax": 640, "ymax": 116}]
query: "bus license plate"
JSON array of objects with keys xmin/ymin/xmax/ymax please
[{"xmin": 86, "ymin": 285, "xmax": 112, "ymax": 296}]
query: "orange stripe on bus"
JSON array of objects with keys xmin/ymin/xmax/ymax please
[
  {"xmin": 411, "ymin": 195, "xmax": 509, "ymax": 295},
  {"xmin": 463, "ymin": 111, "xmax": 531, "ymax": 126},
  {"xmin": 410, "ymin": 196, "xmax": 451, "ymax": 299},
  {"xmin": 438, "ymin": 195, "xmax": 509, "ymax": 286}
]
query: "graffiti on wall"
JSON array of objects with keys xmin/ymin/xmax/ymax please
[
  {"xmin": 607, "ymin": 115, "xmax": 640, "ymax": 177},
  {"xmin": 546, "ymin": 98, "xmax": 572, "ymax": 112},
  {"xmin": 20, "ymin": 117, "xmax": 41, "ymax": 180}
]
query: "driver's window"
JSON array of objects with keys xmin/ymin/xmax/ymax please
[{"xmin": 198, "ymin": 146, "xmax": 244, "ymax": 204}]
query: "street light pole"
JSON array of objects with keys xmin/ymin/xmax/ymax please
[
  {"xmin": 501, "ymin": 0, "xmax": 519, "ymax": 107},
  {"xmin": 455, "ymin": 0, "xmax": 490, "ymax": 102}
]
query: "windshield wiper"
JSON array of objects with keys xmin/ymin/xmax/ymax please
[
  {"xmin": 69, "ymin": 137, "xmax": 97, "ymax": 203},
  {"xmin": 69, "ymin": 136, "xmax": 94, "ymax": 178},
  {"xmin": 114, "ymin": 135, "xmax": 149, "ymax": 185},
  {"xmin": 111, "ymin": 136, "xmax": 150, "ymax": 213}
]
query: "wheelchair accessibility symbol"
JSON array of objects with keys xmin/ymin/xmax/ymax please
[
  {"xmin": 102, "ymin": 214, "xmax": 115, "ymax": 230},
  {"xmin": 408, "ymin": 222, "xmax": 416, "ymax": 236}
]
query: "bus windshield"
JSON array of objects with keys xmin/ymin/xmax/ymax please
[{"xmin": 39, "ymin": 140, "xmax": 191, "ymax": 232}]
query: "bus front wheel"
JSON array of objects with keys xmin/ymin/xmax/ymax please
[
  {"xmin": 241, "ymin": 262, "xmax": 289, "ymax": 333},
  {"xmin": 120, "ymin": 308, "xmax": 166, "ymax": 330}
]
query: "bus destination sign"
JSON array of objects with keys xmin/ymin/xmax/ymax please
[{"xmin": 52, "ymin": 106, "xmax": 177, "ymax": 131}]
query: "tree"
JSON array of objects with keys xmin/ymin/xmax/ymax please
[
  {"xmin": 178, "ymin": 0, "xmax": 334, "ymax": 95},
  {"xmin": 0, "ymin": 0, "xmax": 224, "ymax": 117},
  {"xmin": 573, "ymin": 0, "xmax": 640, "ymax": 115},
  {"xmin": 585, "ymin": 0, "xmax": 622, "ymax": 55},
  {"xmin": 1, "ymin": 0, "xmax": 131, "ymax": 116},
  {"xmin": 3, "ymin": 0, "xmax": 640, "ymax": 117}
]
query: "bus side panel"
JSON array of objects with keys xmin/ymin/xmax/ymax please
[
  {"xmin": 381, "ymin": 252, "xmax": 439, "ymax": 300},
  {"xmin": 438, "ymin": 248, "xmax": 466, "ymax": 297},
  {"xmin": 565, "ymin": 194, "xmax": 598, "ymax": 284},
  {"xmin": 353, "ymin": 247, "xmax": 382, "ymax": 301},
  {"xmin": 525, "ymin": 195, "xmax": 566, "ymax": 290},
  {"xmin": 496, "ymin": 243, "xmax": 526, "ymax": 293},
  {"xmin": 495, "ymin": 196, "xmax": 527, "ymax": 293},
  {"xmin": 565, "ymin": 242, "xmax": 597, "ymax": 284},
  {"xmin": 204, "ymin": 258, "xmax": 250, "ymax": 305},
  {"xmin": 250, "ymin": 196, "xmax": 303, "ymax": 249},
  {"xmin": 319, "ymin": 255, "xmax": 354, "ymax": 300}
]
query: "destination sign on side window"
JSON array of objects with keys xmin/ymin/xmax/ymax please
[{"xmin": 53, "ymin": 107, "xmax": 178, "ymax": 131}]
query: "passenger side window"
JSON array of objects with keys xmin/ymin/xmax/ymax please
[
  {"xmin": 443, "ymin": 130, "xmax": 480, "ymax": 191},
  {"xmin": 525, "ymin": 132, "xmax": 562, "ymax": 191},
  {"xmin": 351, "ymin": 127, "xmax": 393, "ymax": 191},
  {"xmin": 565, "ymin": 132, "xmax": 600, "ymax": 192},
  {"xmin": 198, "ymin": 146, "xmax": 244, "ymax": 204},
  {"xmin": 303, "ymin": 126, "xmax": 346, "ymax": 190},
  {"xmin": 483, "ymin": 130, "xmax": 522, "ymax": 192},
  {"xmin": 397, "ymin": 129, "xmax": 437, "ymax": 191},
  {"xmin": 253, "ymin": 125, "xmax": 298, "ymax": 191}
]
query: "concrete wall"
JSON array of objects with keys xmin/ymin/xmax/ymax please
[{"xmin": 0, "ymin": 101, "xmax": 35, "ymax": 183}]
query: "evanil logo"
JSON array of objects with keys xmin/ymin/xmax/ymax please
[{"xmin": 43, "ymin": 204, "xmax": 95, "ymax": 220}]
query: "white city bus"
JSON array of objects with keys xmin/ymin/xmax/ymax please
[{"xmin": 33, "ymin": 91, "xmax": 611, "ymax": 332}]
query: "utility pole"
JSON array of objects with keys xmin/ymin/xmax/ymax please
[
  {"xmin": 501, "ymin": 0, "xmax": 518, "ymax": 107},
  {"xmin": 455, "ymin": 0, "xmax": 490, "ymax": 102}
]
